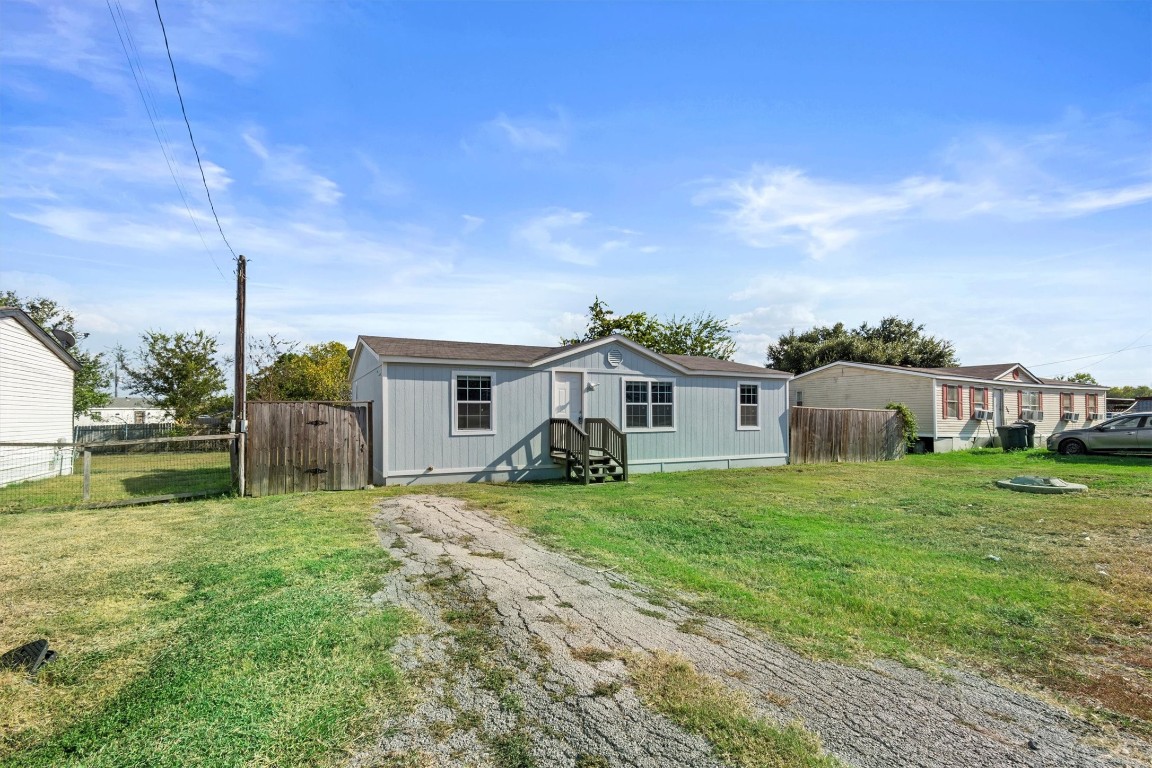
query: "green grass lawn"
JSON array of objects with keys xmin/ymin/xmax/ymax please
[
  {"xmin": 442, "ymin": 449, "xmax": 1152, "ymax": 727},
  {"xmin": 0, "ymin": 494, "xmax": 410, "ymax": 767},
  {"xmin": 0, "ymin": 451, "xmax": 232, "ymax": 513},
  {"xmin": 2, "ymin": 448, "xmax": 1147, "ymax": 767}
]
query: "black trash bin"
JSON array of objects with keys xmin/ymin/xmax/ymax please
[
  {"xmin": 996, "ymin": 424, "xmax": 1029, "ymax": 451},
  {"xmin": 1016, "ymin": 420, "xmax": 1036, "ymax": 448}
]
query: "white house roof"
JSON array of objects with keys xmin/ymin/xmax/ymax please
[
  {"xmin": 356, "ymin": 334, "xmax": 790, "ymax": 378},
  {"xmin": 793, "ymin": 360, "xmax": 1106, "ymax": 390},
  {"xmin": 0, "ymin": 307, "xmax": 82, "ymax": 371}
]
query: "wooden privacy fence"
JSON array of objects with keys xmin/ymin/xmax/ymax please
[
  {"xmin": 245, "ymin": 401, "xmax": 372, "ymax": 497},
  {"xmin": 789, "ymin": 406, "xmax": 905, "ymax": 464}
]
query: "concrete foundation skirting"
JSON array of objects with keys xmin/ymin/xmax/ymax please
[{"xmin": 385, "ymin": 453, "xmax": 788, "ymax": 485}]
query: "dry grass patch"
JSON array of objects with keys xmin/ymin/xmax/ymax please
[{"xmin": 627, "ymin": 651, "xmax": 841, "ymax": 768}]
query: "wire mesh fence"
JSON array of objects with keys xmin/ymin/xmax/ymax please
[{"xmin": 0, "ymin": 435, "xmax": 236, "ymax": 513}]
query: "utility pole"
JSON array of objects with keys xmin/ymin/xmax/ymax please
[{"xmin": 233, "ymin": 254, "xmax": 247, "ymax": 497}]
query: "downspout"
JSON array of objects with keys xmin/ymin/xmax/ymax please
[{"xmin": 931, "ymin": 380, "xmax": 939, "ymax": 441}]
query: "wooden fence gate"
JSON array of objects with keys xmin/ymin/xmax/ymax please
[
  {"xmin": 789, "ymin": 406, "xmax": 905, "ymax": 464},
  {"xmin": 245, "ymin": 401, "xmax": 372, "ymax": 497}
]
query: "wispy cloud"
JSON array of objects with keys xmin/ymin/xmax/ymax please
[
  {"xmin": 0, "ymin": 0, "xmax": 303, "ymax": 96},
  {"xmin": 243, "ymin": 130, "xmax": 342, "ymax": 205},
  {"xmin": 515, "ymin": 208, "xmax": 593, "ymax": 264},
  {"xmin": 483, "ymin": 110, "xmax": 569, "ymax": 152},
  {"xmin": 461, "ymin": 214, "xmax": 485, "ymax": 234},
  {"xmin": 513, "ymin": 208, "xmax": 657, "ymax": 266},
  {"xmin": 697, "ymin": 121, "xmax": 1152, "ymax": 259}
]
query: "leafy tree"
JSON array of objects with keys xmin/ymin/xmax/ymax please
[
  {"xmin": 120, "ymin": 330, "xmax": 227, "ymax": 423},
  {"xmin": 1108, "ymin": 384, "xmax": 1152, "ymax": 398},
  {"xmin": 562, "ymin": 297, "xmax": 737, "ymax": 360},
  {"xmin": 766, "ymin": 316, "xmax": 957, "ymax": 374},
  {"xmin": 1053, "ymin": 372, "xmax": 1099, "ymax": 385},
  {"xmin": 1, "ymin": 290, "xmax": 111, "ymax": 416},
  {"xmin": 248, "ymin": 338, "xmax": 351, "ymax": 401}
]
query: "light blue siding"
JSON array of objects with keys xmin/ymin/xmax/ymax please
[
  {"xmin": 371, "ymin": 341, "xmax": 789, "ymax": 483},
  {"xmin": 585, "ymin": 375, "xmax": 787, "ymax": 462},
  {"xmin": 387, "ymin": 365, "xmax": 551, "ymax": 475},
  {"xmin": 553, "ymin": 344, "xmax": 674, "ymax": 377}
]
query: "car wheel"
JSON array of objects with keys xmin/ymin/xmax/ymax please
[{"xmin": 1059, "ymin": 439, "xmax": 1087, "ymax": 456}]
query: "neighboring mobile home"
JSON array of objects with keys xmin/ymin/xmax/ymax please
[
  {"xmin": 349, "ymin": 334, "xmax": 791, "ymax": 485},
  {"xmin": 75, "ymin": 396, "xmax": 173, "ymax": 426},
  {"xmin": 0, "ymin": 307, "xmax": 80, "ymax": 486},
  {"xmin": 790, "ymin": 361, "xmax": 1108, "ymax": 452}
]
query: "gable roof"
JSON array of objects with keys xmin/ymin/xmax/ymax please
[
  {"xmin": 793, "ymin": 360, "xmax": 1105, "ymax": 389},
  {"xmin": 0, "ymin": 307, "xmax": 82, "ymax": 371},
  {"xmin": 356, "ymin": 334, "xmax": 788, "ymax": 378}
]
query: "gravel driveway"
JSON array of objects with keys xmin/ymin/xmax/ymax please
[{"xmin": 351, "ymin": 495, "xmax": 1148, "ymax": 768}]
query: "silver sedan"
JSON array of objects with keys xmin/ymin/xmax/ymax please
[{"xmin": 1046, "ymin": 413, "xmax": 1151, "ymax": 455}]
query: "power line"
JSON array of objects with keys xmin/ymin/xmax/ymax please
[
  {"xmin": 105, "ymin": 0, "xmax": 225, "ymax": 279},
  {"xmin": 1028, "ymin": 343, "xmax": 1152, "ymax": 369},
  {"xmin": 152, "ymin": 0, "xmax": 239, "ymax": 262}
]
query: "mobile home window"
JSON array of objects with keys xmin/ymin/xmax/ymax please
[
  {"xmin": 1086, "ymin": 394, "xmax": 1098, "ymax": 416},
  {"xmin": 738, "ymin": 383, "xmax": 759, "ymax": 429},
  {"xmin": 971, "ymin": 388, "xmax": 987, "ymax": 411},
  {"xmin": 134, "ymin": 411, "xmax": 146, "ymax": 424},
  {"xmin": 455, "ymin": 374, "xmax": 493, "ymax": 432},
  {"xmin": 1021, "ymin": 390, "xmax": 1039, "ymax": 411},
  {"xmin": 624, "ymin": 380, "xmax": 675, "ymax": 430},
  {"xmin": 944, "ymin": 385, "xmax": 960, "ymax": 418},
  {"xmin": 1060, "ymin": 392, "xmax": 1074, "ymax": 413}
]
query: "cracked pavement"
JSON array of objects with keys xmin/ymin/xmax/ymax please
[{"xmin": 350, "ymin": 495, "xmax": 1149, "ymax": 768}]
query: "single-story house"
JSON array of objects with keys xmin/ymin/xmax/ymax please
[
  {"xmin": 349, "ymin": 334, "xmax": 791, "ymax": 485},
  {"xmin": 75, "ymin": 397, "xmax": 173, "ymax": 426},
  {"xmin": 0, "ymin": 307, "xmax": 80, "ymax": 486},
  {"xmin": 790, "ymin": 361, "xmax": 1109, "ymax": 452}
]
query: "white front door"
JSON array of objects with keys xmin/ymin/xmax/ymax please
[
  {"xmin": 553, "ymin": 372, "xmax": 583, "ymax": 425},
  {"xmin": 993, "ymin": 389, "xmax": 1005, "ymax": 427}
]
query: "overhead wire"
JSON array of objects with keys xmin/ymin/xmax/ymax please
[
  {"xmin": 104, "ymin": 0, "xmax": 225, "ymax": 279},
  {"xmin": 152, "ymin": 0, "xmax": 240, "ymax": 263}
]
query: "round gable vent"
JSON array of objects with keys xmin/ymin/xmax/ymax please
[{"xmin": 606, "ymin": 348, "xmax": 623, "ymax": 368}]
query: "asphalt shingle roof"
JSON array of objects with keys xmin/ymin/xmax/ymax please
[{"xmin": 359, "ymin": 335, "xmax": 786, "ymax": 376}]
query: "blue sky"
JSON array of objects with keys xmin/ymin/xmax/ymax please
[{"xmin": 2, "ymin": 0, "xmax": 1150, "ymax": 385}]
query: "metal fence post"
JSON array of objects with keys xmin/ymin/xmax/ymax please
[
  {"xmin": 237, "ymin": 433, "xmax": 246, "ymax": 497},
  {"xmin": 82, "ymin": 450, "xmax": 92, "ymax": 502}
]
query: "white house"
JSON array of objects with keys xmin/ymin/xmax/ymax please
[
  {"xmin": 75, "ymin": 397, "xmax": 173, "ymax": 426},
  {"xmin": 0, "ymin": 307, "xmax": 80, "ymax": 486},
  {"xmin": 349, "ymin": 334, "xmax": 791, "ymax": 485},
  {"xmin": 791, "ymin": 361, "xmax": 1109, "ymax": 451}
]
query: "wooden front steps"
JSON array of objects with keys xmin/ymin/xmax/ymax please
[{"xmin": 548, "ymin": 418, "xmax": 628, "ymax": 484}]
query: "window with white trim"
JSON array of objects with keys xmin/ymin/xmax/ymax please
[
  {"xmin": 1086, "ymin": 394, "xmax": 1099, "ymax": 417},
  {"xmin": 624, "ymin": 380, "xmax": 675, "ymax": 429},
  {"xmin": 971, "ymin": 388, "xmax": 987, "ymax": 412},
  {"xmin": 738, "ymin": 383, "xmax": 759, "ymax": 429},
  {"xmin": 454, "ymin": 374, "xmax": 493, "ymax": 432},
  {"xmin": 1021, "ymin": 390, "xmax": 1039, "ymax": 411},
  {"xmin": 1060, "ymin": 392, "xmax": 1074, "ymax": 414}
]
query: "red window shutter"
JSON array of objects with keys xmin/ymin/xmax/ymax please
[
  {"xmin": 1038, "ymin": 392, "xmax": 1043, "ymax": 413},
  {"xmin": 957, "ymin": 386, "xmax": 964, "ymax": 418},
  {"xmin": 942, "ymin": 386, "xmax": 948, "ymax": 418},
  {"xmin": 1017, "ymin": 391, "xmax": 1022, "ymax": 414}
]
